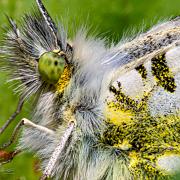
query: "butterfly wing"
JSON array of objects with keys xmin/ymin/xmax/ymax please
[{"xmin": 102, "ymin": 17, "xmax": 180, "ymax": 178}]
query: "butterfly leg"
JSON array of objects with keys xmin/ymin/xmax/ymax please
[
  {"xmin": 0, "ymin": 95, "xmax": 24, "ymax": 135},
  {"xmin": 41, "ymin": 121, "xmax": 75, "ymax": 180},
  {"xmin": 0, "ymin": 118, "xmax": 55, "ymax": 150}
]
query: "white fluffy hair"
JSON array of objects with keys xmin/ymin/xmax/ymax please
[{"xmin": 0, "ymin": 0, "xmax": 180, "ymax": 179}]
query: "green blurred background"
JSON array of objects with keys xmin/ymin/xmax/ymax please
[{"xmin": 0, "ymin": 0, "xmax": 180, "ymax": 179}]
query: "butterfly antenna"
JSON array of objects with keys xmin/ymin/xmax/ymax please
[{"xmin": 35, "ymin": 0, "xmax": 62, "ymax": 49}]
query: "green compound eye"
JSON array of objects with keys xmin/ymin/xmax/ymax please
[{"xmin": 38, "ymin": 51, "xmax": 65, "ymax": 84}]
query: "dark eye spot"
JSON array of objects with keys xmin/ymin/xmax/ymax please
[{"xmin": 54, "ymin": 61, "xmax": 58, "ymax": 66}]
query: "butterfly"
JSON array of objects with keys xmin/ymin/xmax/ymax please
[{"xmin": 0, "ymin": 0, "xmax": 180, "ymax": 179}]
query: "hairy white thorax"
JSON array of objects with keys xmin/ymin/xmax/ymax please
[{"xmin": 0, "ymin": 1, "xmax": 180, "ymax": 179}]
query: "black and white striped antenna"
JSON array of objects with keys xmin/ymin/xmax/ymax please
[{"xmin": 36, "ymin": 0, "xmax": 61, "ymax": 49}]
